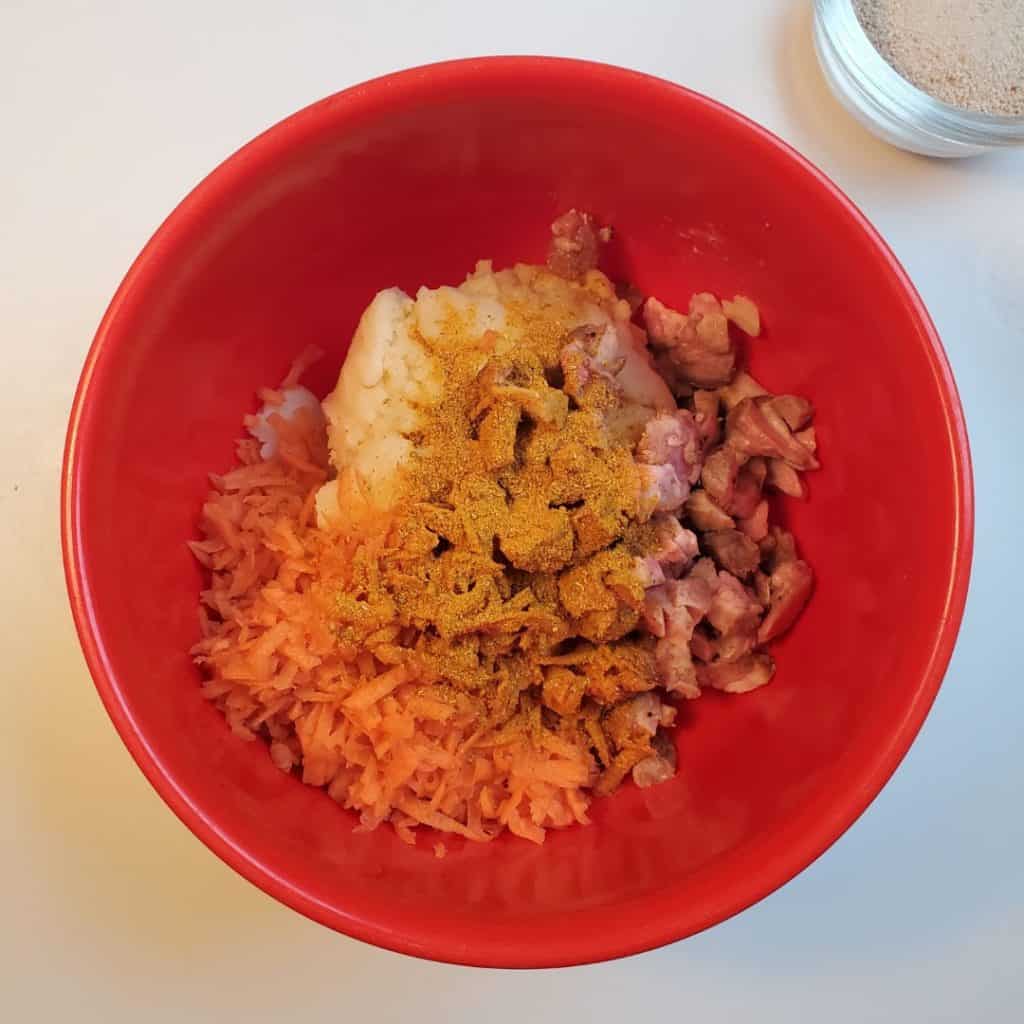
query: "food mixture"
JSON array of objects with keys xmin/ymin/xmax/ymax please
[{"xmin": 190, "ymin": 212, "xmax": 818, "ymax": 846}]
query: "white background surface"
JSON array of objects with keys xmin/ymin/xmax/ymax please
[{"xmin": 3, "ymin": 1, "xmax": 1022, "ymax": 1020}]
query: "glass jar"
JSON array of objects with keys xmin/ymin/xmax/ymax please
[{"xmin": 813, "ymin": 0, "xmax": 1024, "ymax": 157}]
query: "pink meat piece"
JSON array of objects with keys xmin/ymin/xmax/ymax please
[
  {"xmin": 697, "ymin": 652, "xmax": 775, "ymax": 694},
  {"xmin": 737, "ymin": 499, "xmax": 770, "ymax": 542},
  {"xmin": 699, "ymin": 448, "xmax": 764, "ymax": 519},
  {"xmin": 632, "ymin": 732, "xmax": 678, "ymax": 789},
  {"xmin": 692, "ymin": 389, "xmax": 722, "ymax": 449},
  {"xmin": 753, "ymin": 570, "xmax": 771, "ymax": 607},
  {"xmin": 650, "ymin": 515, "xmax": 699, "ymax": 573},
  {"xmin": 715, "ymin": 629, "xmax": 758, "ymax": 663},
  {"xmin": 706, "ymin": 572, "xmax": 762, "ymax": 636},
  {"xmin": 636, "ymin": 519, "xmax": 699, "ymax": 587},
  {"xmin": 701, "ymin": 571, "xmax": 763, "ymax": 664},
  {"xmin": 684, "ymin": 489, "xmax": 735, "ymax": 532},
  {"xmin": 638, "ymin": 463, "xmax": 689, "ymax": 516},
  {"xmin": 726, "ymin": 396, "xmax": 820, "ymax": 471},
  {"xmin": 642, "ymin": 575, "xmax": 713, "ymax": 638},
  {"xmin": 718, "ymin": 370, "xmax": 768, "ymax": 411},
  {"xmin": 759, "ymin": 527, "xmax": 798, "ymax": 572},
  {"xmin": 690, "ymin": 627, "xmax": 716, "ymax": 663},
  {"xmin": 644, "ymin": 576, "xmax": 716, "ymax": 699},
  {"xmin": 758, "ymin": 559, "xmax": 814, "ymax": 643},
  {"xmin": 795, "ymin": 426, "xmax": 817, "ymax": 452},
  {"xmin": 643, "ymin": 294, "xmax": 736, "ymax": 388},
  {"xmin": 620, "ymin": 693, "xmax": 665, "ymax": 740},
  {"xmin": 767, "ymin": 458, "xmax": 805, "ymax": 498},
  {"xmin": 547, "ymin": 209, "xmax": 603, "ymax": 280},
  {"xmin": 770, "ymin": 395, "xmax": 814, "ymax": 432},
  {"xmin": 703, "ymin": 529, "xmax": 761, "ymax": 578},
  {"xmin": 688, "ymin": 556, "xmax": 720, "ymax": 586},
  {"xmin": 638, "ymin": 410, "xmax": 703, "ymax": 484},
  {"xmin": 636, "ymin": 410, "xmax": 704, "ymax": 516},
  {"xmin": 655, "ymin": 609, "xmax": 702, "ymax": 698},
  {"xmin": 604, "ymin": 696, "xmax": 677, "ymax": 772},
  {"xmin": 559, "ymin": 325, "xmax": 608, "ymax": 398},
  {"xmin": 731, "ymin": 458, "xmax": 766, "ymax": 518},
  {"xmin": 700, "ymin": 446, "xmax": 742, "ymax": 513},
  {"xmin": 561, "ymin": 321, "xmax": 676, "ymax": 416},
  {"xmin": 634, "ymin": 557, "xmax": 666, "ymax": 589}
]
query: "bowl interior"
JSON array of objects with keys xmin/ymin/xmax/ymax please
[{"xmin": 65, "ymin": 59, "xmax": 970, "ymax": 966}]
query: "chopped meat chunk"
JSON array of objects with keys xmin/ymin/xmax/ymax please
[
  {"xmin": 652, "ymin": 514, "xmax": 700, "ymax": 563},
  {"xmin": 642, "ymin": 575, "xmax": 714, "ymax": 638},
  {"xmin": 604, "ymin": 692, "xmax": 665, "ymax": 750},
  {"xmin": 718, "ymin": 370, "xmax": 768, "ymax": 411},
  {"xmin": 758, "ymin": 559, "xmax": 814, "ymax": 643},
  {"xmin": 692, "ymin": 389, "xmax": 722, "ymax": 449},
  {"xmin": 560, "ymin": 321, "xmax": 675, "ymax": 422},
  {"xmin": 737, "ymin": 499, "xmax": 769, "ymax": 542},
  {"xmin": 706, "ymin": 571, "xmax": 762, "ymax": 637},
  {"xmin": 645, "ymin": 577, "xmax": 715, "ymax": 699},
  {"xmin": 637, "ymin": 410, "xmax": 703, "ymax": 484},
  {"xmin": 634, "ymin": 556, "xmax": 666, "ymax": 589},
  {"xmin": 703, "ymin": 529, "xmax": 761, "ymax": 578},
  {"xmin": 647, "ymin": 515, "xmax": 699, "ymax": 575},
  {"xmin": 759, "ymin": 526, "xmax": 799, "ymax": 572},
  {"xmin": 795, "ymin": 426, "xmax": 816, "ymax": 452},
  {"xmin": 635, "ymin": 411, "xmax": 704, "ymax": 518},
  {"xmin": 731, "ymin": 458, "xmax": 766, "ymax": 518},
  {"xmin": 688, "ymin": 556, "xmax": 720, "ymax": 586},
  {"xmin": 700, "ymin": 447, "xmax": 764, "ymax": 519},
  {"xmin": 767, "ymin": 458, "xmax": 805, "ymax": 498},
  {"xmin": 638, "ymin": 462, "xmax": 690, "ymax": 517},
  {"xmin": 690, "ymin": 626, "xmax": 716, "ymax": 663},
  {"xmin": 726, "ymin": 396, "xmax": 819, "ymax": 471},
  {"xmin": 697, "ymin": 652, "xmax": 775, "ymax": 693},
  {"xmin": 769, "ymin": 395, "xmax": 814, "ymax": 432},
  {"xmin": 684, "ymin": 489, "xmax": 735, "ymax": 532},
  {"xmin": 559, "ymin": 325, "xmax": 608, "ymax": 398},
  {"xmin": 721, "ymin": 295, "xmax": 761, "ymax": 337},
  {"xmin": 714, "ymin": 627, "xmax": 758, "ymax": 663},
  {"xmin": 701, "ymin": 446, "xmax": 742, "ymax": 513},
  {"xmin": 753, "ymin": 570, "xmax": 771, "ymax": 607},
  {"xmin": 644, "ymin": 294, "xmax": 736, "ymax": 388},
  {"xmin": 547, "ymin": 209, "xmax": 604, "ymax": 280},
  {"xmin": 632, "ymin": 731, "xmax": 677, "ymax": 788}
]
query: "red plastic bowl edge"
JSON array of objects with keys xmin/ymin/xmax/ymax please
[{"xmin": 60, "ymin": 55, "xmax": 975, "ymax": 968}]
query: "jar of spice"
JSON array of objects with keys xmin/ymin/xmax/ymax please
[{"xmin": 814, "ymin": 0, "xmax": 1024, "ymax": 156}]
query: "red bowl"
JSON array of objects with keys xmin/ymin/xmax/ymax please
[{"xmin": 62, "ymin": 57, "xmax": 972, "ymax": 967}]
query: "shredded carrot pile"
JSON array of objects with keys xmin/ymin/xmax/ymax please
[{"xmin": 190, "ymin": 366, "xmax": 595, "ymax": 845}]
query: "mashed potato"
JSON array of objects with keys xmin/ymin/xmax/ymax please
[{"xmin": 317, "ymin": 261, "xmax": 673, "ymax": 524}]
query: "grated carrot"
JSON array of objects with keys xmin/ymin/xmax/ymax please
[{"xmin": 189, "ymin": 359, "xmax": 595, "ymax": 846}]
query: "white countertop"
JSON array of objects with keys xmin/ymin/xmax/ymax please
[{"xmin": 4, "ymin": 1, "xmax": 1022, "ymax": 1019}]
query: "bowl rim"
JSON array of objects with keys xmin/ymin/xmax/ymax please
[{"xmin": 61, "ymin": 54, "xmax": 974, "ymax": 968}]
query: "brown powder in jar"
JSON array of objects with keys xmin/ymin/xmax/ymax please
[{"xmin": 854, "ymin": 0, "xmax": 1024, "ymax": 116}]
